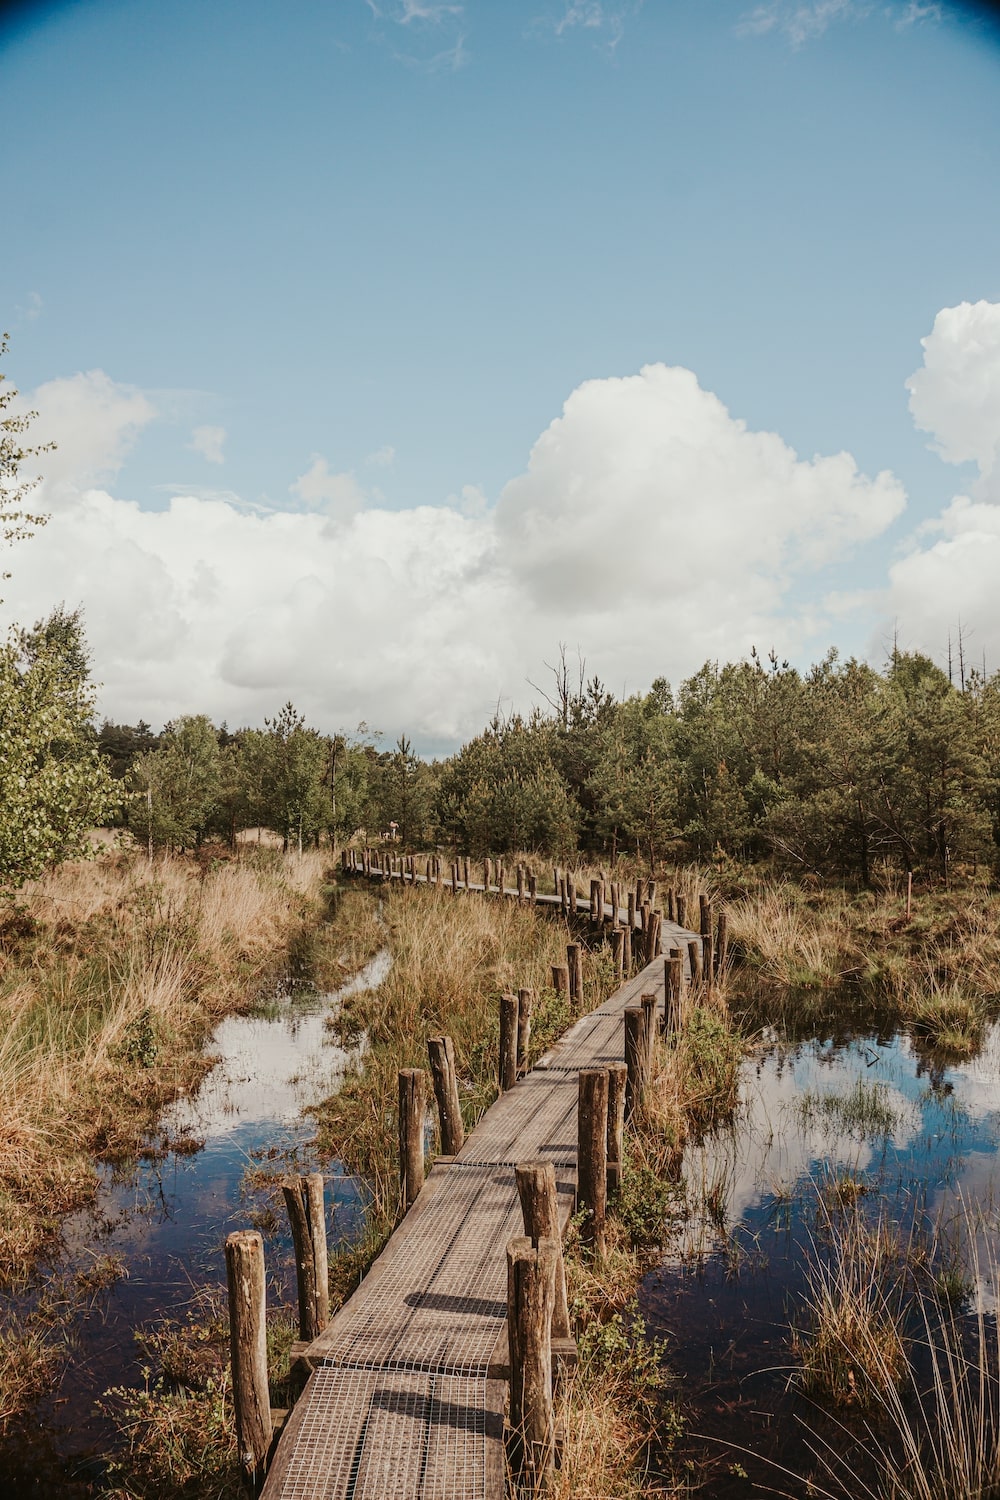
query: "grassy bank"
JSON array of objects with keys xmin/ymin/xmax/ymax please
[
  {"xmin": 0, "ymin": 846, "xmax": 333, "ymax": 1281},
  {"xmin": 721, "ymin": 873, "xmax": 1000, "ymax": 1055}
]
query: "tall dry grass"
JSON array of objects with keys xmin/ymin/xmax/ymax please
[
  {"xmin": 0, "ymin": 848, "xmax": 330, "ymax": 1282},
  {"xmin": 314, "ymin": 881, "xmax": 615, "ymax": 1225}
]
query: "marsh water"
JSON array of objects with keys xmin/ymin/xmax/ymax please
[
  {"xmin": 1, "ymin": 948, "xmax": 389, "ymax": 1494},
  {"xmin": 642, "ymin": 1004, "xmax": 1000, "ymax": 1496}
]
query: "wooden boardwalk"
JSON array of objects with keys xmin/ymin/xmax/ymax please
[{"xmin": 261, "ymin": 861, "xmax": 695, "ymax": 1499}]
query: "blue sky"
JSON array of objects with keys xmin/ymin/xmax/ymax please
[{"xmin": 2, "ymin": 0, "xmax": 1000, "ymax": 748}]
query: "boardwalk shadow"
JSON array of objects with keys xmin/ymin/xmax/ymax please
[
  {"xmin": 403, "ymin": 1290, "xmax": 506, "ymax": 1319},
  {"xmin": 371, "ymin": 1385, "xmax": 505, "ymax": 1440}
]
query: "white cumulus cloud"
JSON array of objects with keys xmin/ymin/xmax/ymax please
[
  {"xmin": 887, "ymin": 299, "xmax": 1000, "ymax": 663},
  {"xmin": 1, "ymin": 360, "xmax": 908, "ymax": 747}
]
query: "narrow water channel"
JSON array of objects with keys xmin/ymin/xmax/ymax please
[
  {"xmin": 2, "ymin": 947, "xmax": 389, "ymax": 1493},
  {"xmin": 642, "ymin": 1014, "xmax": 1000, "ymax": 1496}
]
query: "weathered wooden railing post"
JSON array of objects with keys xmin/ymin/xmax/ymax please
[
  {"xmin": 687, "ymin": 936, "xmax": 703, "ymax": 988},
  {"xmin": 568, "ymin": 878, "xmax": 578, "ymax": 914},
  {"xmin": 517, "ymin": 865, "xmax": 526, "ymax": 901},
  {"xmin": 566, "ymin": 942, "xmax": 582, "ymax": 1007},
  {"xmin": 624, "ymin": 1007, "xmax": 647, "ymax": 1121},
  {"xmin": 641, "ymin": 990, "xmax": 657, "ymax": 1054},
  {"xmin": 676, "ymin": 892, "xmax": 687, "ymax": 928},
  {"xmin": 606, "ymin": 1062, "xmax": 627, "ymax": 1196},
  {"xmin": 497, "ymin": 860, "xmax": 505, "ymax": 894},
  {"xmin": 483, "ymin": 857, "xmax": 491, "ymax": 892},
  {"xmin": 577, "ymin": 1068, "xmax": 608, "ymax": 1255},
  {"xmin": 398, "ymin": 1069, "xmax": 426, "ymax": 1212},
  {"xmin": 427, "ymin": 1035, "xmax": 465, "ymax": 1155},
  {"xmin": 551, "ymin": 963, "xmax": 570, "ymax": 1000},
  {"xmin": 500, "ymin": 993, "xmax": 519, "ymax": 1092},
  {"xmin": 667, "ymin": 886, "xmax": 676, "ymax": 922},
  {"xmin": 700, "ymin": 895, "xmax": 714, "ymax": 988},
  {"xmin": 559, "ymin": 876, "xmax": 568, "ymax": 915},
  {"xmin": 715, "ymin": 908, "xmax": 728, "ymax": 979},
  {"xmin": 225, "ymin": 1229, "xmax": 272, "ymax": 1495},
  {"xmin": 622, "ymin": 920, "xmax": 632, "ymax": 976},
  {"xmin": 611, "ymin": 926, "xmax": 624, "ymax": 981},
  {"xmin": 517, "ymin": 987, "xmax": 533, "ymax": 1074},
  {"xmin": 529, "ymin": 871, "xmax": 537, "ymax": 905},
  {"xmin": 281, "ymin": 1172, "xmax": 330, "ymax": 1342},
  {"xmin": 514, "ymin": 1160, "xmax": 571, "ymax": 1339},
  {"xmin": 507, "ymin": 1234, "xmax": 557, "ymax": 1492},
  {"xmin": 665, "ymin": 950, "xmax": 684, "ymax": 1033}
]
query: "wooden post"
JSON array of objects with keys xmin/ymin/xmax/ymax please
[
  {"xmin": 553, "ymin": 865, "xmax": 560, "ymax": 896},
  {"xmin": 225, "ymin": 1230, "xmax": 272, "ymax": 1494},
  {"xmin": 667, "ymin": 886, "xmax": 675, "ymax": 922},
  {"xmin": 640, "ymin": 991, "xmax": 657, "ymax": 1057},
  {"xmin": 577, "ymin": 1069, "xmax": 608, "ymax": 1255},
  {"xmin": 687, "ymin": 937, "xmax": 703, "ymax": 988},
  {"xmin": 484, "ymin": 858, "xmax": 491, "ymax": 892},
  {"xmin": 518, "ymin": 865, "xmax": 526, "ymax": 900},
  {"xmin": 624, "ymin": 1007, "xmax": 646, "ymax": 1121},
  {"xmin": 676, "ymin": 892, "xmax": 687, "ymax": 928},
  {"xmin": 567, "ymin": 943, "xmax": 583, "ymax": 1007},
  {"xmin": 529, "ymin": 872, "xmax": 537, "ymax": 905},
  {"xmin": 700, "ymin": 895, "xmax": 714, "ymax": 981},
  {"xmin": 590, "ymin": 879, "xmax": 600, "ymax": 923},
  {"xmin": 645, "ymin": 909, "xmax": 662, "ymax": 964},
  {"xmin": 559, "ymin": 876, "xmax": 568, "ymax": 915},
  {"xmin": 622, "ymin": 921, "xmax": 632, "ymax": 975},
  {"xmin": 610, "ymin": 882, "xmax": 620, "ymax": 923},
  {"xmin": 606, "ymin": 1063, "xmax": 626, "ymax": 1196},
  {"xmin": 398, "ymin": 1069, "xmax": 426, "ymax": 1212},
  {"xmin": 610, "ymin": 926, "xmax": 624, "ymax": 981},
  {"xmin": 551, "ymin": 963, "xmax": 570, "ymax": 998},
  {"xmin": 497, "ymin": 861, "xmax": 505, "ymax": 895},
  {"xmin": 715, "ymin": 908, "xmax": 728, "ymax": 978},
  {"xmin": 665, "ymin": 951, "xmax": 684, "ymax": 1032},
  {"xmin": 517, "ymin": 988, "xmax": 534, "ymax": 1073},
  {"xmin": 506, "ymin": 1234, "xmax": 557, "ymax": 1490},
  {"xmin": 281, "ymin": 1172, "xmax": 329, "ymax": 1341},
  {"xmin": 427, "ymin": 1035, "xmax": 465, "ymax": 1155},
  {"xmin": 514, "ymin": 1161, "xmax": 570, "ymax": 1338},
  {"xmin": 568, "ymin": 879, "xmax": 577, "ymax": 914},
  {"xmin": 500, "ymin": 993, "xmax": 519, "ymax": 1092},
  {"xmin": 646, "ymin": 878, "xmax": 656, "ymax": 907},
  {"xmin": 627, "ymin": 891, "xmax": 636, "ymax": 931},
  {"xmin": 634, "ymin": 875, "xmax": 644, "ymax": 911}
]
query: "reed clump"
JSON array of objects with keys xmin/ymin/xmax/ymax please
[{"xmin": 553, "ymin": 1214, "xmax": 683, "ymax": 1499}]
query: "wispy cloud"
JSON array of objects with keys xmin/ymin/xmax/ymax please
[
  {"xmin": 538, "ymin": 1, "xmax": 643, "ymax": 52},
  {"xmin": 737, "ymin": 0, "xmax": 943, "ymax": 46},
  {"xmin": 14, "ymin": 290, "xmax": 44, "ymax": 323},
  {"xmin": 737, "ymin": 0, "xmax": 862, "ymax": 47},
  {"xmin": 366, "ymin": 444, "xmax": 396, "ymax": 467},
  {"xmin": 367, "ymin": 0, "xmax": 463, "ymax": 21},
  {"xmin": 189, "ymin": 424, "xmax": 226, "ymax": 464},
  {"xmin": 393, "ymin": 34, "xmax": 468, "ymax": 69}
]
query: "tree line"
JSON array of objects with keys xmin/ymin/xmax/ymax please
[
  {"xmin": 4, "ymin": 601, "xmax": 999, "ymax": 889},
  {"xmin": 103, "ymin": 642, "xmax": 1000, "ymax": 885}
]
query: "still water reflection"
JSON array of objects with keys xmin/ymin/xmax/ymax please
[{"xmin": 642, "ymin": 1019, "xmax": 1000, "ymax": 1495}]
